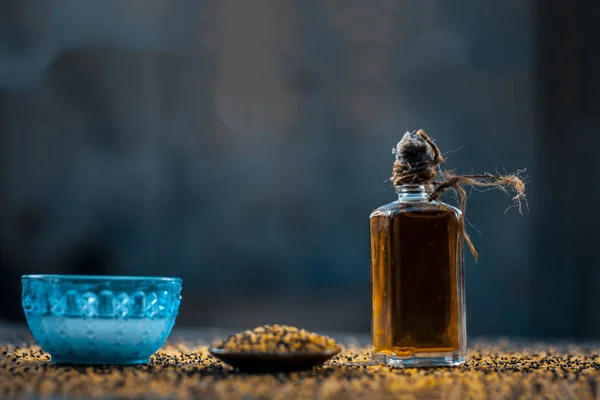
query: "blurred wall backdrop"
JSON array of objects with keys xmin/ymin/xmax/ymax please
[{"xmin": 0, "ymin": 0, "xmax": 596, "ymax": 338}]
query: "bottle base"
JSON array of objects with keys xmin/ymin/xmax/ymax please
[{"xmin": 372, "ymin": 351, "xmax": 466, "ymax": 368}]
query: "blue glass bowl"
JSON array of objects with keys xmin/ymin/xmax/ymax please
[{"xmin": 22, "ymin": 274, "xmax": 182, "ymax": 365}]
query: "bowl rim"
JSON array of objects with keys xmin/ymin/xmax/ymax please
[
  {"xmin": 22, "ymin": 274, "xmax": 182, "ymax": 283},
  {"xmin": 208, "ymin": 346, "xmax": 342, "ymax": 357}
]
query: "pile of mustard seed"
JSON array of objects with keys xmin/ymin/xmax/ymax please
[{"xmin": 212, "ymin": 325, "xmax": 339, "ymax": 353}]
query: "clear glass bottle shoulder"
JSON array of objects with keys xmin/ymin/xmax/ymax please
[{"xmin": 369, "ymin": 198, "xmax": 462, "ymax": 221}]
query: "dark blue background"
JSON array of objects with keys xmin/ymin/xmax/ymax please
[{"xmin": 0, "ymin": 0, "xmax": 597, "ymax": 339}]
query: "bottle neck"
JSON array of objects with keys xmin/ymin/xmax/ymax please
[{"xmin": 396, "ymin": 184, "xmax": 430, "ymax": 202}]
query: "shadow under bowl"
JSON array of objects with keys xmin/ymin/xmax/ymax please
[
  {"xmin": 209, "ymin": 347, "xmax": 342, "ymax": 373},
  {"xmin": 21, "ymin": 274, "xmax": 182, "ymax": 365}
]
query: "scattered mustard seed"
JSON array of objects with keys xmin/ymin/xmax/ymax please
[
  {"xmin": 0, "ymin": 341, "xmax": 599, "ymax": 399},
  {"xmin": 212, "ymin": 325, "xmax": 339, "ymax": 353}
]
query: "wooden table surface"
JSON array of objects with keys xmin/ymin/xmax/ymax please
[{"xmin": 1, "ymin": 323, "xmax": 599, "ymax": 399}]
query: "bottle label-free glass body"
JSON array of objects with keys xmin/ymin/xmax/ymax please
[{"xmin": 370, "ymin": 188, "xmax": 466, "ymax": 367}]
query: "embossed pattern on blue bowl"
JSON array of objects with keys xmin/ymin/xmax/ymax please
[{"xmin": 22, "ymin": 275, "xmax": 182, "ymax": 365}]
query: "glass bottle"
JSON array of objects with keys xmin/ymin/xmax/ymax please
[{"xmin": 370, "ymin": 184, "xmax": 466, "ymax": 367}]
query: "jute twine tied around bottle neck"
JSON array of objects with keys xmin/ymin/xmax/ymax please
[{"xmin": 391, "ymin": 129, "xmax": 526, "ymax": 261}]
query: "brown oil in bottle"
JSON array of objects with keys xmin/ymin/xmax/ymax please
[{"xmin": 370, "ymin": 192, "xmax": 465, "ymax": 363}]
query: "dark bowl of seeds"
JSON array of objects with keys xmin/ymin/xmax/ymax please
[{"xmin": 209, "ymin": 325, "xmax": 341, "ymax": 373}]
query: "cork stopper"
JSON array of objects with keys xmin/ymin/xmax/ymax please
[{"xmin": 389, "ymin": 129, "xmax": 527, "ymax": 261}]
